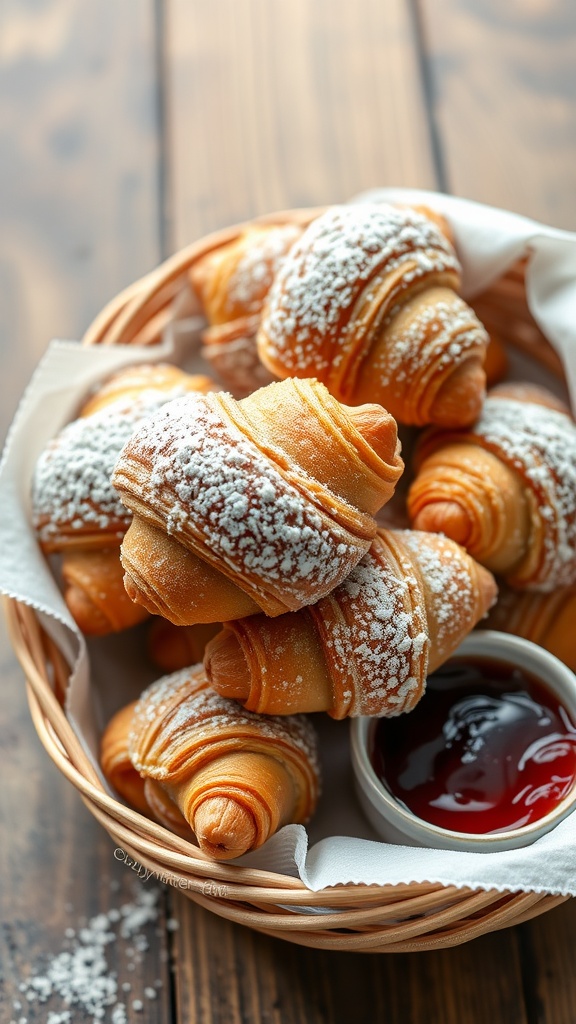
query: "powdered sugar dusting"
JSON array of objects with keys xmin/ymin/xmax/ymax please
[
  {"xmin": 374, "ymin": 297, "xmax": 486, "ymax": 387},
  {"xmin": 260, "ymin": 203, "xmax": 460, "ymax": 381},
  {"xmin": 13, "ymin": 885, "xmax": 161, "ymax": 1024},
  {"xmin": 472, "ymin": 398, "xmax": 576, "ymax": 589},
  {"xmin": 313, "ymin": 533, "xmax": 429, "ymax": 717},
  {"xmin": 33, "ymin": 387, "xmax": 196, "ymax": 546},
  {"xmin": 399, "ymin": 530, "xmax": 477, "ymax": 657},
  {"xmin": 226, "ymin": 224, "xmax": 301, "ymax": 315},
  {"xmin": 115, "ymin": 393, "xmax": 366, "ymax": 609},
  {"xmin": 130, "ymin": 666, "xmax": 319, "ymax": 781}
]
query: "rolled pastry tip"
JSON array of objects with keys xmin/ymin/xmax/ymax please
[
  {"xmin": 129, "ymin": 666, "xmax": 319, "ymax": 857},
  {"xmin": 237, "ymin": 378, "xmax": 403, "ymax": 517},
  {"xmin": 410, "ymin": 500, "xmax": 471, "ymax": 547},
  {"xmin": 483, "ymin": 334, "xmax": 508, "ymax": 387},
  {"xmin": 121, "ymin": 519, "xmax": 261, "ymax": 625},
  {"xmin": 409, "ymin": 445, "xmax": 530, "ymax": 576},
  {"xmin": 343, "ymin": 403, "xmax": 403, "ymax": 467},
  {"xmin": 116, "ymin": 378, "xmax": 404, "ymax": 624},
  {"xmin": 204, "ymin": 612, "xmax": 333, "ymax": 714},
  {"xmin": 173, "ymin": 752, "xmax": 296, "ymax": 860},
  {"xmin": 62, "ymin": 548, "xmax": 150, "ymax": 635},
  {"xmin": 427, "ymin": 356, "xmax": 486, "ymax": 428}
]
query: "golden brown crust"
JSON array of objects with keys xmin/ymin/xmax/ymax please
[
  {"xmin": 113, "ymin": 377, "xmax": 403, "ymax": 623},
  {"xmin": 191, "ymin": 224, "xmax": 303, "ymax": 396},
  {"xmin": 257, "ymin": 204, "xmax": 488, "ymax": 427},
  {"xmin": 205, "ymin": 528, "xmax": 496, "ymax": 719},
  {"xmin": 62, "ymin": 548, "xmax": 150, "ymax": 635},
  {"xmin": 100, "ymin": 702, "xmax": 150, "ymax": 815},
  {"xmin": 485, "ymin": 585, "xmax": 576, "ymax": 673},
  {"xmin": 128, "ymin": 665, "xmax": 320, "ymax": 859},
  {"xmin": 409, "ymin": 392, "xmax": 576, "ymax": 590},
  {"xmin": 79, "ymin": 363, "xmax": 214, "ymax": 417},
  {"xmin": 32, "ymin": 364, "xmax": 217, "ymax": 634},
  {"xmin": 191, "ymin": 223, "xmax": 303, "ymax": 326}
]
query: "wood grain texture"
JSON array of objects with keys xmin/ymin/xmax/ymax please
[
  {"xmin": 0, "ymin": 620, "xmax": 174, "ymax": 1022},
  {"xmin": 0, "ymin": 0, "xmax": 161, "ymax": 439},
  {"xmin": 166, "ymin": 0, "xmax": 438, "ymax": 247},
  {"xmin": 0, "ymin": 3, "xmax": 173, "ymax": 1021},
  {"xmin": 173, "ymin": 895, "xmax": 529, "ymax": 1024},
  {"xmin": 417, "ymin": 0, "xmax": 576, "ymax": 228},
  {"xmin": 517, "ymin": 901, "xmax": 576, "ymax": 1024}
]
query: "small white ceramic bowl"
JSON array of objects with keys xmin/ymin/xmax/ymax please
[{"xmin": 350, "ymin": 630, "xmax": 576, "ymax": 852}]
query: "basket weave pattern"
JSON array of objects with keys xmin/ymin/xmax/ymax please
[{"xmin": 5, "ymin": 209, "xmax": 570, "ymax": 952}]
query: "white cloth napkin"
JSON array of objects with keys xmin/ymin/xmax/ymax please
[{"xmin": 2, "ymin": 190, "xmax": 576, "ymax": 896}]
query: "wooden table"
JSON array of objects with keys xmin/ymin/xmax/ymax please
[{"xmin": 2, "ymin": 2, "xmax": 576, "ymax": 1021}]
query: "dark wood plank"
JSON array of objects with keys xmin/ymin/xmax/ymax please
[
  {"xmin": 0, "ymin": 618, "xmax": 174, "ymax": 1022},
  {"xmin": 517, "ymin": 901, "xmax": 576, "ymax": 1024},
  {"xmin": 417, "ymin": 0, "xmax": 576, "ymax": 228},
  {"xmin": 0, "ymin": 3, "xmax": 173, "ymax": 1021},
  {"xmin": 0, "ymin": 0, "xmax": 162, "ymax": 439},
  {"xmin": 173, "ymin": 896, "xmax": 529, "ymax": 1024},
  {"xmin": 166, "ymin": 0, "xmax": 438, "ymax": 248}
]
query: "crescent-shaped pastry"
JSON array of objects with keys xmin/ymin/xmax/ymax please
[
  {"xmin": 408, "ymin": 388, "xmax": 576, "ymax": 590},
  {"xmin": 257, "ymin": 203, "xmax": 489, "ymax": 427},
  {"xmin": 113, "ymin": 376, "xmax": 404, "ymax": 624},
  {"xmin": 191, "ymin": 223, "xmax": 303, "ymax": 396},
  {"xmin": 128, "ymin": 665, "xmax": 320, "ymax": 859},
  {"xmin": 204, "ymin": 528, "xmax": 497, "ymax": 718},
  {"xmin": 32, "ymin": 363, "xmax": 215, "ymax": 633}
]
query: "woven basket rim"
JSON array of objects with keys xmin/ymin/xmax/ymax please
[{"xmin": 4, "ymin": 204, "xmax": 571, "ymax": 950}]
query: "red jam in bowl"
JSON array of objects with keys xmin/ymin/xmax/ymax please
[{"xmin": 372, "ymin": 657, "xmax": 576, "ymax": 834}]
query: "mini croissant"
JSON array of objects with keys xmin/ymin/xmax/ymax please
[
  {"xmin": 257, "ymin": 203, "xmax": 489, "ymax": 427},
  {"xmin": 204, "ymin": 528, "xmax": 497, "ymax": 718},
  {"xmin": 191, "ymin": 222, "xmax": 304, "ymax": 396},
  {"xmin": 32, "ymin": 363, "xmax": 214, "ymax": 634},
  {"xmin": 113, "ymin": 376, "xmax": 404, "ymax": 625},
  {"xmin": 125, "ymin": 665, "xmax": 320, "ymax": 859},
  {"xmin": 408, "ymin": 387, "xmax": 576, "ymax": 591}
]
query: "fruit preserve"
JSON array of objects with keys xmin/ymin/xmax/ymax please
[{"xmin": 372, "ymin": 657, "xmax": 576, "ymax": 834}]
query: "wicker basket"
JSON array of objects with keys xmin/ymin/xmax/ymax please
[{"xmin": 5, "ymin": 207, "xmax": 572, "ymax": 953}]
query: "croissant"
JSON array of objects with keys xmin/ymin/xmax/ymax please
[
  {"xmin": 147, "ymin": 619, "xmax": 221, "ymax": 673},
  {"xmin": 127, "ymin": 665, "xmax": 320, "ymax": 859},
  {"xmin": 485, "ymin": 585, "xmax": 576, "ymax": 673},
  {"xmin": 204, "ymin": 528, "xmax": 497, "ymax": 718},
  {"xmin": 408, "ymin": 387, "xmax": 576, "ymax": 591},
  {"xmin": 32, "ymin": 363, "xmax": 214, "ymax": 634},
  {"xmin": 191, "ymin": 223, "xmax": 303, "ymax": 396},
  {"xmin": 256, "ymin": 203, "xmax": 489, "ymax": 427},
  {"xmin": 113, "ymin": 376, "xmax": 404, "ymax": 625}
]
